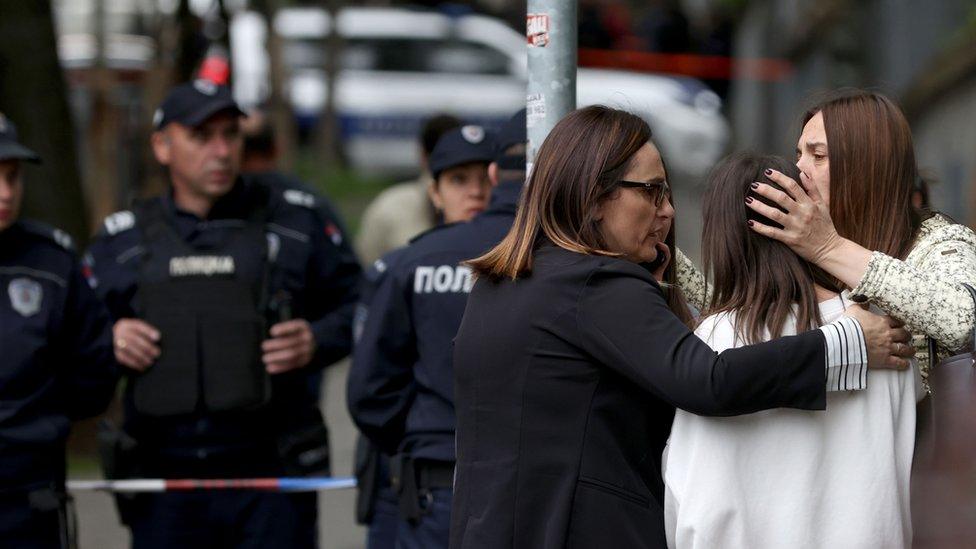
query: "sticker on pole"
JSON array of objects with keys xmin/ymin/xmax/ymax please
[
  {"xmin": 527, "ymin": 93, "xmax": 547, "ymax": 128},
  {"xmin": 527, "ymin": 14, "xmax": 551, "ymax": 47}
]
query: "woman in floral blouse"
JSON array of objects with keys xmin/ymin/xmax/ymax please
[{"xmin": 705, "ymin": 89, "xmax": 976, "ymax": 389}]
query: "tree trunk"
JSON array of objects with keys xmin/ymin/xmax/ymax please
[
  {"xmin": 176, "ymin": 0, "xmax": 203, "ymax": 81},
  {"xmin": 0, "ymin": 0, "xmax": 90, "ymax": 244},
  {"xmin": 318, "ymin": 0, "xmax": 345, "ymax": 167},
  {"xmin": 253, "ymin": 0, "xmax": 296, "ymax": 170},
  {"xmin": 137, "ymin": 0, "xmax": 183, "ymax": 199},
  {"xmin": 86, "ymin": 0, "xmax": 121, "ymax": 229}
]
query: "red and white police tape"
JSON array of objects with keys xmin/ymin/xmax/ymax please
[{"xmin": 66, "ymin": 477, "xmax": 357, "ymax": 493}]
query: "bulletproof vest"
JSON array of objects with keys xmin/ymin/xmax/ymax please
[{"xmin": 130, "ymin": 197, "xmax": 271, "ymax": 417}]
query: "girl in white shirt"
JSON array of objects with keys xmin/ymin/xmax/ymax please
[{"xmin": 663, "ymin": 153, "xmax": 921, "ymax": 549}]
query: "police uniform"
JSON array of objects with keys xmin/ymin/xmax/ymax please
[
  {"xmin": 83, "ymin": 83, "xmax": 361, "ymax": 549},
  {"xmin": 351, "ymin": 248, "xmax": 408, "ymax": 549},
  {"xmin": 0, "ymin": 118, "xmax": 118, "ymax": 548},
  {"xmin": 348, "ymin": 116, "xmax": 525, "ymax": 549},
  {"xmin": 248, "ymin": 168, "xmax": 356, "ymax": 409}
]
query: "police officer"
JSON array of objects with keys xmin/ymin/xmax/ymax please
[
  {"xmin": 0, "ymin": 113, "xmax": 118, "ymax": 548},
  {"xmin": 84, "ymin": 80, "xmax": 361, "ymax": 549},
  {"xmin": 347, "ymin": 113, "xmax": 525, "ymax": 549},
  {"xmin": 350, "ymin": 247, "xmax": 408, "ymax": 549},
  {"xmin": 355, "ymin": 114, "xmax": 461, "ymax": 265}
]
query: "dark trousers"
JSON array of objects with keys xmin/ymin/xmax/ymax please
[
  {"xmin": 128, "ymin": 490, "xmax": 317, "ymax": 549},
  {"xmin": 395, "ymin": 487, "xmax": 452, "ymax": 549},
  {"xmin": 0, "ymin": 491, "xmax": 63, "ymax": 549},
  {"xmin": 367, "ymin": 484, "xmax": 399, "ymax": 549}
]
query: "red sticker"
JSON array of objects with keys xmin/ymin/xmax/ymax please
[{"xmin": 527, "ymin": 14, "xmax": 550, "ymax": 47}]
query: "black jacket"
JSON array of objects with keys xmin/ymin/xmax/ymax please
[
  {"xmin": 84, "ymin": 176, "xmax": 360, "ymax": 469},
  {"xmin": 348, "ymin": 180, "xmax": 522, "ymax": 461},
  {"xmin": 0, "ymin": 221, "xmax": 117, "ymax": 491},
  {"xmin": 450, "ymin": 244, "xmax": 830, "ymax": 548}
]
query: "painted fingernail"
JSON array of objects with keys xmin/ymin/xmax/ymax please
[
  {"xmin": 747, "ymin": 220, "xmax": 755, "ymax": 227},
  {"xmin": 750, "ymin": 182, "xmax": 759, "ymax": 189},
  {"xmin": 764, "ymin": 168, "xmax": 773, "ymax": 176},
  {"xmin": 745, "ymin": 196, "xmax": 753, "ymax": 204}
]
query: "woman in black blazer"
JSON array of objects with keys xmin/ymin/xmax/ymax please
[{"xmin": 449, "ymin": 106, "xmax": 914, "ymax": 549}]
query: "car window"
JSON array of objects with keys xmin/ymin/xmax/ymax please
[{"xmin": 283, "ymin": 37, "xmax": 511, "ymax": 75}]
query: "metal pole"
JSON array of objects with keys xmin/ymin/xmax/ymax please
[{"xmin": 526, "ymin": 0, "xmax": 578, "ymax": 172}]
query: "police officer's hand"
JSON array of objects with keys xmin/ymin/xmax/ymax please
[
  {"xmin": 262, "ymin": 319, "xmax": 316, "ymax": 374},
  {"xmin": 113, "ymin": 319, "xmax": 161, "ymax": 372}
]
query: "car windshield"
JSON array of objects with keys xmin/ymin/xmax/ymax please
[{"xmin": 283, "ymin": 37, "xmax": 511, "ymax": 75}]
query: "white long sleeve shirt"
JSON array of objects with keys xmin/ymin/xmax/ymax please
[{"xmin": 664, "ymin": 294, "xmax": 921, "ymax": 549}]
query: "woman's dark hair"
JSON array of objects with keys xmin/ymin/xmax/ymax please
[
  {"xmin": 469, "ymin": 105, "xmax": 690, "ymax": 324},
  {"xmin": 801, "ymin": 89, "xmax": 925, "ymax": 268},
  {"xmin": 701, "ymin": 153, "xmax": 833, "ymax": 344}
]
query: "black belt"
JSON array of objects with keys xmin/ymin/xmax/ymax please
[
  {"xmin": 391, "ymin": 455, "xmax": 453, "ymax": 523},
  {"xmin": 416, "ymin": 460, "xmax": 454, "ymax": 489}
]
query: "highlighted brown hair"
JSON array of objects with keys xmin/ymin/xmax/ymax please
[
  {"xmin": 802, "ymin": 90, "xmax": 924, "ymax": 267},
  {"xmin": 468, "ymin": 105, "xmax": 690, "ymax": 323}
]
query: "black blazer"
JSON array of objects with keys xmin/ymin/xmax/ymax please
[{"xmin": 450, "ymin": 244, "xmax": 830, "ymax": 549}]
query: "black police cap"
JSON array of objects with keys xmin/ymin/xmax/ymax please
[
  {"xmin": 428, "ymin": 125, "xmax": 497, "ymax": 179},
  {"xmin": 495, "ymin": 108, "xmax": 527, "ymax": 157},
  {"xmin": 153, "ymin": 79, "xmax": 246, "ymax": 130},
  {"xmin": 494, "ymin": 108, "xmax": 527, "ymax": 171},
  {"xmin": 0, "ymin": 113, "xmax": 41, "ymax": 163}
]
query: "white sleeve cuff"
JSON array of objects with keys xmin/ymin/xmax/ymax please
[{"xmin": 819, "ymin": 317, "xmax": 868, "ymax": 392}]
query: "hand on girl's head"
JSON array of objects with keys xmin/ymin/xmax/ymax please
[{"xmin": 746, "ymin": 168, "xmax": 839, "ymax": 264}]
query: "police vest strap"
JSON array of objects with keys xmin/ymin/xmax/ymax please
[
  {"xmin": 132, "ymin": 195, "xmax": 271, "ymax": 263},
  {"xmin": 134, "ymin": 199, "xmax": 194, "ymax": 256},
  {"xmin": 244, "ymin": 182, "xmax": 275, "ymax": 317}
]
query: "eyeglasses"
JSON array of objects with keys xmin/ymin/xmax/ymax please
[{"xmin": 617, "ymin": 179, "xmax": 671, "ymax": 208}]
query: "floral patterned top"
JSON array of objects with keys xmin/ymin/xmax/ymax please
[{"xmin": 675, "ymin": 214, "xmax": 976, "ymax": 390}]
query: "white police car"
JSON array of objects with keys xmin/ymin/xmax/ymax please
[{"xmin": 230, "ymin": 7, "xmax": 729, "ymax": 179}]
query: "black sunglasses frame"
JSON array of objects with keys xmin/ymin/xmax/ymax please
[{"xmin": 617, "ymin": 179, "xmax": 671, "ymax": 207}]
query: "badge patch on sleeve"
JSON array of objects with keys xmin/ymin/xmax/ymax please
[
  {"xmin": 325, "ymin": 222, "xmax": 343, "ymax": 246},
  {"xmin": 8, "ymin": 277, "xmax": 42, "ymax": 317}
]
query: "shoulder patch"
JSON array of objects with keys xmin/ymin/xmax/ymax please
[
  {"xmin": 19, "ymin": 220, "xmax": 75, "ymax": 252},
  {"xmin": 283, "ymin": 189, "xmax": 316, "ymax": 209},
  {"xmin": 52, "ymin": 228, "xmax": 74, "ymax": 250},
  {"xmin": 103, "ymin": 210, "xmax": 136, "ymax": 235},
  {"xmin": 324, "ymin": 221, "xmax": 343, "ymax": 246}
]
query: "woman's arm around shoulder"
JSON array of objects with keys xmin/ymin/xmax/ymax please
[{"xmin": 574, "ymin": 259, "xmax": 859, "ymax": 416}]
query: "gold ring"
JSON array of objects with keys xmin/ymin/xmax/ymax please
[{"xmin": 116, "ymin": 339, "xmax": 127, "ymax": 350}]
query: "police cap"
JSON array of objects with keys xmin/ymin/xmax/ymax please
[
  {"xmin": 428, "ymin": 125, "xmax": 496, "ymax": 179},
  {"xmin": 494, "ymin": 109, "xmax": 527, "ymax": 170},
  {"xmin": 495, "ymin": 108, "xmax": 527, "ymax": 158},
  {"xmin": 0, "ymin": 113, "xmax": 40, "ymax": 163},
  {"xmin": 153, "ymin": 79, "xmax": 246, "ymax": 131}
]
